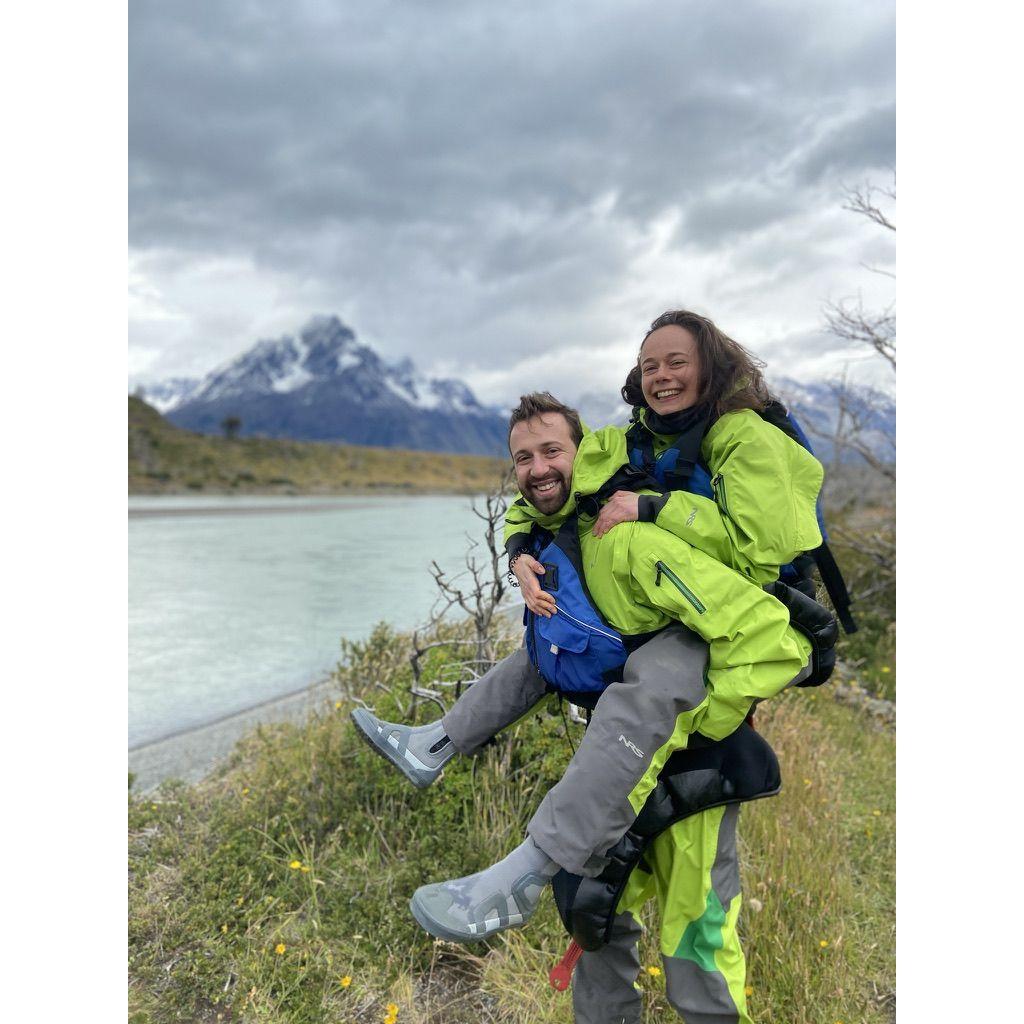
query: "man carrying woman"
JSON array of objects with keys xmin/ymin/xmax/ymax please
[{"xmin": 353, "ymin": 310, "xmax": 832, "ymax": 1023}]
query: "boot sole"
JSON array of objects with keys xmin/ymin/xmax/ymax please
[
  {"xmin": 408, "ymin": 893, "xmax": 502, "ymax": 944},
  {"xmin": 349, "ymin": 709, "xmax": 436, "ymax": 790}
]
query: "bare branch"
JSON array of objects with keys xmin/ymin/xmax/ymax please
[
  {"xmin": 842, "ymin": 176, "xmax": 896, "ymax": 232},
  {"xmin": 407, "ymin": 469, "xmax": 517, "ymax": 718},
  {"xmin": 859, "ymin": 263, "xmax": 896, "ymax": 280},
  {"xmin": 797, "ymin": 376, "xmax": 896, "ymax": 484},
  {"xmin": 825, "ymin": 297, "xmax": 896, "ymax": 371}
]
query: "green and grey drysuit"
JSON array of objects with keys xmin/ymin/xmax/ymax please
[
  {"xmin": 496, "ymin": 425, "xmax": 811, "ymax": 857},
  {"xmin": 439, "ymin": 421, "xmax": 818, "ymax": 1023},
  {"xmin": 443, "ymin": 412, "xmax": 822, "ymax": 858}
]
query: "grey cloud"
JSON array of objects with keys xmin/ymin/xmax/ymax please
[
  {"xmin": 129, "ymin": 0, "xmax": 895, "ymax": 402},
  {"xmin": 795, "ymin": 103, "xmax": 896, "ymax": 185},
  {"xmin": 679, "ymin": 186, "xmax": 803, "ymax": 247}
]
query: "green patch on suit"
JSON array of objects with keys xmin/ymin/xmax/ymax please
[{"xmin": 673, "ymin": 887, "xmax": 727, "ymax": 971}]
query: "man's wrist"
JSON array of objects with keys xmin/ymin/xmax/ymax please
[
  {"xmin": 638, "ymin": 493, "xmax": 669, "ymax": 523},
  {"xmin": 507, "ymin": 550, "xmax": 528, "ymax": 587}
]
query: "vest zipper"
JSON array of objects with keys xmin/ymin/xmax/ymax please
[
  {"xmin": 712, "ymin": 473, "xmax": 729, "ymax": 516},
  {"xmin": 654, "ymin": 561, "xmax": 707, "ymax": 614},
  {"xmin": 554, "ymin": 606, "xmax": 625, "ymax": 647}
]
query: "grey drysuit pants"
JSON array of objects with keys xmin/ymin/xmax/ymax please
[
  {"xmin": 441, "ymin": 624, "xmax": 713, "ymax": 877},
  {"xmin": 571, "ymin": 805, "xmax": 749, "ymax": 1024}
]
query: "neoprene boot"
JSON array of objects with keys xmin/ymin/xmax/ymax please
[
  {"xmin": 409, "ymin": 836, "xmax": 559, "ymax": 942},
  {"xmin": 350, "ymin": 708, "xmax": 455, "ymax": 788}
]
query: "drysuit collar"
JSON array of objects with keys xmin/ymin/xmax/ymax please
[{"xmin": 634, "ymin": 402, "xmax": 712, "ymax": 439}]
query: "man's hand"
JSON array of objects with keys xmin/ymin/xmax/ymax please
[
  {"xmin": 591, "ymin": 491, "xmax": 640, "ymax": 539},
  {"xmin": 514, "ymin": 553, "xmax": 557, "ymax": 617}
]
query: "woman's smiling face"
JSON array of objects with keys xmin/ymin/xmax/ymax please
[{"xmin": 639, "ymin": 325, "xmax": 703, "ymax": 415}]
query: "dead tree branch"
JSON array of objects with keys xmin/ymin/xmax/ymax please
[
  {"xmin": 829, "ymin": 176, "xmax": 896, "ymax": 370},
  {"xmin": 825, "ymin": 298, "xmax": 896, "ymax": 371},
  {"xmin": 842, "ymin": 176, "xmax": 896, "ymax": 232},
  {"xmin": 407, "ymin": 468, "xmax": 517, "ymax": 720}
]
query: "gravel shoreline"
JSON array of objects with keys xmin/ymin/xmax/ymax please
[
  {"xmin": 127, "ymin": 652, "xmax": 893, "ymax": 794},
  {"xmin": 128, "ymin": 674, "xmax": 337, "ymax": 793}
]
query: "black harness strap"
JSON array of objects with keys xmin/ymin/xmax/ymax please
[
  {"xmin": 624, "ymin": 418, "xmax": 707, "ymax": 492},
  {"xmin": 551, "ymin": 723, "xmax": 782, "ymax": 951},
  {"xmin": 809, "ymin": 542, "xmax": 858, "ymax": 634}
]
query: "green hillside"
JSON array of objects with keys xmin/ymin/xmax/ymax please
[
  {"xmin": 128, "ymin": 620, "xmax": 895, "ymax": 1024},
  {"xmin": 128, "ymin": 397, "xmax": 509, "ymax": 495}
]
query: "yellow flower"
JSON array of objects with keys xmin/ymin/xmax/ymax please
[
  {"xmin": 819, "ymin": 940, "xmax": 829, "ymax": 948},
  {"xmin": 873, "ymin": 809, "xmax": 882, "ymax": 816},
  {"xmin": 384, "ymin": 1017, "xmax": 396, "ymax": 1024},
  {"xmin": 241, "ymin": 787, "xmax": 249, "ymax": 795},
  {"xmin": 236, "ymin": 895, "xmax": 245, "ymax": 906},
  {"xmin": 151, "ymin": 804, "xmax": 158, "ymax": 810},
  {"xmin": 301, "ymin": 865, "xmax": 311, "ymax": 873},
  {"xmin": 386, "ymin": 1004, "xmax": 399, "ymax": 1015},
  {"xmin": 645, "ymin": 966, "xmax": 662, "ymax": 977},
  {"xmin": 803, "ymin": 778, "xmax": 812, "ymax": 786},
  {"xmin": 339, "ymin": 976, "xmax": 352, "ymax": 988},
  {"xmin": 220, "ymin": 924, "xmax": 228, "ymax": 934},
  {"xmin": 881, "ymin": 666, "xmax": 891, "ymax": 673},
  {"xmin": 274, "ymin": 943, "xmax": 287, "ymax": 955},
  {"xmin": 289, "ymin": 860, "xmax": 302, "ymax": 870},
  {"xmin": 745, "ymin": 985, "xmax": 753, "ymax": 997},
  {"xmin": 335, "ymin": 701, "xmax": 343, "ymax": 709}
]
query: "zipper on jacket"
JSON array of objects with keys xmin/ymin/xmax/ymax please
[
  {"xmin": 711, "ymin": 473, "xmax": 730, "ymax": 516},
  {"xmin": 654, "ymin": 560, "xmax": 707, "ymax": 614},
  {"xmin": 554, "ymin": 606, "xmax": 626, "ymax": 647}
]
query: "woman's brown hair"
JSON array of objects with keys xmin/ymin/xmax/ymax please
[{"xmin": 621, "ymin": 310, "xmax": 770, "ymax": 418}]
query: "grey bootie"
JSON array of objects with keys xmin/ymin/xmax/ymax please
[
  {"xmin": 350, "ymin": 708, "xmax": 456, "ymax": 789},
  {"xmin": 409, "ymin": 836, "xmax": 559, "ymax": 942}
]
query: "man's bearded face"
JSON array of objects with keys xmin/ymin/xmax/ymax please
[{"xmin": 509, "ymin": 413, "xmax": 578, "ymax": 514}]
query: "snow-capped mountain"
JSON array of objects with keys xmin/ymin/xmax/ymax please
[
  {"xmin": 147, "ymin": 315, "xmax": 508, "ymax": 456},
  {"xmin": 771, "ymin": 375, "xmax": 895, "ymax": 466},
  {"xmin": 134, "ymin": 376, "xmax": 202, "ymax": 414}
]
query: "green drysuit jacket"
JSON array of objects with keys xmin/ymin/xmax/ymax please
[
  {"xmin": 508, "ymin": 408, "xmax": 825, "ymax": 585},
  {"xmin": 505, "ymin": 427, "xmax": 812, "ymax": 743}
]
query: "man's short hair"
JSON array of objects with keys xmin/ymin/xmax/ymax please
[{"xmin": 507, "ymin": 392, "xmax": 584, "ymax": 449}]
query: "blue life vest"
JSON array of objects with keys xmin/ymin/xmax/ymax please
[{"xmin": 523, "ymin": 512, "xmax": 660, "ymax": 699}]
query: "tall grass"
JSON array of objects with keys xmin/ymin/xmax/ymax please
[{"xmin": 129, "ymin": 622, "xmax": 894, "ymax": 1023}]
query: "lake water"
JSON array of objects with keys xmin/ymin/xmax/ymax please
[{"xmin": 128, "ymin": 494, "xmax": 519, "ymax": 748}]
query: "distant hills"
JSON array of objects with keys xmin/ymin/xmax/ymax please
[
  {"xmin": 128, "ymin": 396, "xmax": 507, "ymax": 495},
  {"xmin": 138, "ymin": 315, "xmax": 508, "ymax": 456}
]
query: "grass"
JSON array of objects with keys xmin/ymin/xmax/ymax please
[
  {"xmin": 128, "ymin": 620, "xmax": 895, "ymax": 1024},
  {"xmin": 128, "ymin": 397, "xmax": 508, "ymax": 496}
]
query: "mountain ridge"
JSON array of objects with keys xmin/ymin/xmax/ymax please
[
  {"xmin": 136, "ymin": 315, "xmax": 894, "ymax": 464},
  {"xmin": 141, "ymin": 315, "xmax": 509, "ymax": 456}
]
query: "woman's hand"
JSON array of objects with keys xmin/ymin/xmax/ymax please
[
  {"xmin": 513, "ymin": 553, "xmax": 557, "ymax": 617},
  {"xmin": 592, "ymin": 491, "xmax": 640, "ymax": 539}
]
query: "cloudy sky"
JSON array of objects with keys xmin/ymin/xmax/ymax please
[{"xmin": 128, "ymin": 0, "xmax": 895, "ymax": 408}]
